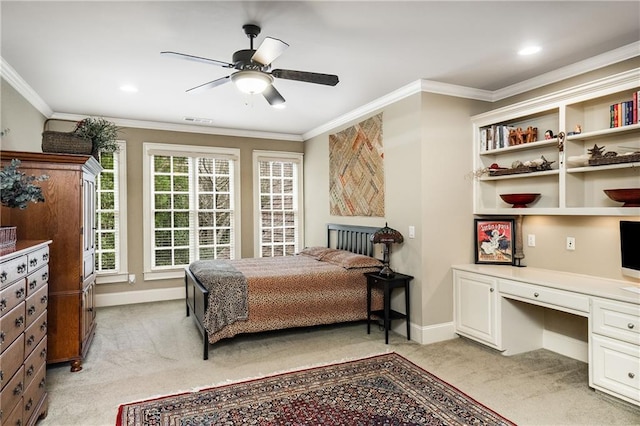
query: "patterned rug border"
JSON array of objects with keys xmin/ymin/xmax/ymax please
[
  {"xmin": 116, "ymin": 351, "xmax": 515, "ymax": 426},
  {"xmin": 116, "ymin": 350, "xmax": 393, "ymax": 407}
]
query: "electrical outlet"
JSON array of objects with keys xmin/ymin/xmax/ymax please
[
  {"xmin": 527, "ymin": 234, "xmax": 536, "ymax": 247},
  {"xmin": 566, "ymin": 237, "xmax": 576, "ymax": 251}
]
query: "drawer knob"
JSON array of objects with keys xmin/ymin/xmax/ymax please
[
  {"xmin": 629, "ymin": 372, "xmax": 636, "ymax": 379},
  {"xmin": 490, "ymin": 288, "xmax": 495, "ymax": 292},
  {"xmin": 534, "ymin": 292, "xmax": 539, "ymax": 298},
  {"xmin": 0, "ymin": 271, "xmax": 6, "ymax": 283},
  {"xmin": 628, "ymin": 323, "xmax": 635, "ymax": 330}
]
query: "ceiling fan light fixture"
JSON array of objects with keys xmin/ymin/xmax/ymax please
[{"xmin": 231, "ymin": 70, "xmax": 273, "ymax": 94}]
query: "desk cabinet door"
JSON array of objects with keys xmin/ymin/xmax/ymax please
[{"xmin": 454, "ymin": 270, "xmax": 501, "ymax": 348}]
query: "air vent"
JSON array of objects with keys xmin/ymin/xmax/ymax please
[{"xmin": 183, "ymin": 117, "xmax": 213, "ymax": 124}]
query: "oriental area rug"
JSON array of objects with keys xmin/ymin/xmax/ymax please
[{"xmin": 116, "ymin": 353, "xmax": 515, "ymax": 426}]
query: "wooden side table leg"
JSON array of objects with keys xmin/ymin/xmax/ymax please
[
  {"xmin": 405, "ymin": 281, "xmax": 411, "ymax": 341},
  {"xmin": 384, "ymin": 284, "xmax": 390, "ymax": 344},
  {"xmin": 366, "ymin": 281, "xmax": 372, "ymax": 334}
]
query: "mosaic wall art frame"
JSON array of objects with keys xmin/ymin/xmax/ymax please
[{"xmin": 329, "ymin": 113, "xmax": 384, "ymax": 216}]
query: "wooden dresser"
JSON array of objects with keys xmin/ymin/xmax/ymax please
[
  {"xmin": 1, "ymin": 151, "xmax": 102, "ymax": 372},
  {"xmin": 1, "ymin": 240, "xmax": 51, "ymax": 425}
]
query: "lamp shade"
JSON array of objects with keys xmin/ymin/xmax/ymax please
[
  {"xmin": 371, "ymin": 223, "xmax": 404, "ymax": 244},
  {"xmin": 231, "ymin": 70, "xmax": 273, "ymax": 94}
]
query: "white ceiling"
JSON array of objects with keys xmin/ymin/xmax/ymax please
[{"xmin": 1, "ymin": 1, "xmax": 639, "ymax": 140}]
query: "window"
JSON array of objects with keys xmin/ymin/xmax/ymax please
[
  {"xmin": 253, "ymin": 151, "xmax": 303, "ymax": 257},
  {"xmin": 95, "ymin": 141, "xmax": 128, "ymax": 283},
  {"xmin": 143, "ymin": 143, "xmax": 241, "ymax": 280}
]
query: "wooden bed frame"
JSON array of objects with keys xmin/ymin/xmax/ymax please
[{"xmin": 185, "ymin": 223, "xmax": 379, "ymax": 359}]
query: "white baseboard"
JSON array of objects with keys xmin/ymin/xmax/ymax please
[
  {"xmin": 391, "ymin": 321, "xmax": 456, "ymax": 345},
  {"xmin": 543, "ymin": 329, "xmax": 589, "ymax": 363},
  {"xmin": 95, "ymin": 286, "xmax": 183, "ymax": 308}
]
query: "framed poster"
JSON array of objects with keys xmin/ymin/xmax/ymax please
[{"xmin": 474, "ymin": 218, "xmax": 515, "ymax": 265}]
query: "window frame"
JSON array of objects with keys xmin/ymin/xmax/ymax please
[
  {"xmin": 142, "ymin": 142, "xmax": 241, "ymax": 280},
  {"xmin": 96, "ymin": 141, "xmax": 129, "ymax": 284},
  {"xmin": 252, "ymin": 150, "xmax": 304, "ymax": 257}
]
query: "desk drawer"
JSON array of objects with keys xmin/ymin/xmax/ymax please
[
  {"xmin": 592, "ymin": 298, "xmax": 640, "ymax": 345},
  {"xmin": 499, "ymin": 279, "xmax": 589, "ymax": 314},
  {"xmin": 25, "ymin": 285, "xmax": 47, "ymax": 329},
  {"xmin": 23, "ymin": 311, "xmax": 47, "ymax": 358},
  {"xmin": 591, "ymin": 334, "xmax": 640, "ymax": 404}
]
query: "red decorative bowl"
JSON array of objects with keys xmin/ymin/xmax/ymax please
[
  {"xmin": 500, "ymin": 193, "xmax": 541, "ymax": 208},
  {"xmin": 604, "ymin": 188, "xmax": 640, "ymax": 207}
]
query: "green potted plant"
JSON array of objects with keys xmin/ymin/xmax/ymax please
[
  {"xmin": 73, "ymin": 117, "xmax": 120, "ymax": 158},
  {"xmin": 0, "ymin": 159, "xmax": 49, "ymax": 251}
]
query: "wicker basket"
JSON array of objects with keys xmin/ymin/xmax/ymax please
[
  {"xmin": 41, "ymin": 119, "xmax": 92, "ymax": 155},
  {"xmin": 0, "ymin": 226, "xmax": 17, "ymax": 255}
]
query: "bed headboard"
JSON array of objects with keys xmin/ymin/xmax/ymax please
[{"xmin": 327, "ymin": 223, "xmax": 379, "ymax": 257}]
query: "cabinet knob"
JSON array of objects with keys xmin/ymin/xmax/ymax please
[
  {"xmin": 628, "ymin": 323, "xmax": 635, "ymax": 330},
  {"xmin": 490, "ymin": 288, "xmax": 495, "ymax": 292},
  {"xmin": 534, "ymin": 292, "xmax": 539, "ymax": 297},
  {"xmin": 629, "ymin": 372, "xmax": 636, "ymax": 379}
]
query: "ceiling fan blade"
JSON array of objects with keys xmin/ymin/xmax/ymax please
[
  {"xmin": 263, "ymin": 84, "xmax": 286, "ymax": 107},
  {"xmin": 272, "ymin": 69, "xmax": 339, "ymax": 86},
  {"xmin": 186, "ymin": 76, "xmax": 231, "ymax": 93},
  {"xmin": 252, "ymin": 37, "xmax": 289, "ymax": 66},
  {"xmin": 161, "ymin": 51, "xmax": 233, "ymax": 68}
]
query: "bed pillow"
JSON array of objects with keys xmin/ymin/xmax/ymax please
[
  {"xmin": 297, "ymin": 246, "xmax": 334, "ymax": 259},
  {"xmin": 320, "ymin": 249, "xmax": 383, "ymax": 269}
]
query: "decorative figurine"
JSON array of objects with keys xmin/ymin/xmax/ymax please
[{"xmin": 544, "ymin": 130, "xmax": 554, "ymax": 140}]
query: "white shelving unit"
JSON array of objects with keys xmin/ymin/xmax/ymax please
[{"xmin": 472, "ymin": 69, "xmax": 640, "ymax": 216}]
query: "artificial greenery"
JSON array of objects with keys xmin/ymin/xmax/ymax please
[
  {"xmin": 73, "ymin": 117, "xmax": 120, "ymax": 156},
  {"xmin": 0, "ymin": 159, "xmax": 49, "ymax": 209}
]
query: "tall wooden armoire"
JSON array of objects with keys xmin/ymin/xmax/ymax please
[{"xmin": 1, "ymin": 151, "xmax": 102, "ymax": 372}]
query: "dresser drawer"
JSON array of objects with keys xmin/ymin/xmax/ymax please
[
  {"xmin": 0, "ymin": 365, "xmax": 24, "ymax": 418},
  {"xmin": 23, "ymin": 311, "xmax": 47, "ymax": 358},
  {"xmin": 24, "ymin": 336, "xmax": 47, "ymax": 390},
  {"xmin": 23, "ymin": 363, "xmax": 46, "ymax": 422},
  {"xmin": 26, "ymin": 264, "xmax": 48, "ymax": 297},
  {"xmin": 25, "ymin": 285, "xmax": 47, "ymax": 329},
  {"xmin": 3, "ymin": 396, "xmax": 24, "ymax": 426},
  {"xmin": 0, "ymin": 255, "xmax": 28, "ymax": 289},
  {"xmin": 0, "ymin": 279, "xmax": 26, "ymax": 317},
  {"xmin": 0, "ymin": 302, "xmax": 25, "ymax": 355},
  {"xmin": 0, "ymin": 334, "xmax": 24, "ymax": 391},
  {"xmin": 499, "ymin": 279, "xmax": 589, "ymax": 314},
  {"xmin": 592, "ymin": 298, "xmax": 640, "ymax": 345},
  {"xmin": 591, "ymin": 334, "xmax": 640, "ymax": 404},
  {"xmin": 27, "ymin": 246, "xmax": 49, "ymax": 273}
]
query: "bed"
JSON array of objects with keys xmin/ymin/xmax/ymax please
[{"xmin": 185, "ymin": 223, "xmax": 385, "ymax": 359}]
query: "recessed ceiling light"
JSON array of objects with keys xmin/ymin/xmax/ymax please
[
  {"xmin": 518, "ymin": 46, "xmax": 541, "ymax": 56},
  {"xmin": 120, "ymin": 84, "xmax": 138, "ymax": 93}
]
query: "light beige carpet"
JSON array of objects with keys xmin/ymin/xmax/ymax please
[{"xmin": 41, "ymin": 300, "xmax": 640, "ymax": 425}]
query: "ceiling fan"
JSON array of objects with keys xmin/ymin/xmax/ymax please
[{"xmin": 161, "ymin": 24, "xmax": 339, "ymax": 107}]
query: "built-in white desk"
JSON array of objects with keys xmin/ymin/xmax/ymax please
[{"xmin": 452, "ymin": 264, "xmax": 640, "ymax": 407}]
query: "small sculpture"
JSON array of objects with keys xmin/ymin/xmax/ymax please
[
  {"xmin": 588, "ymin": 144, "xmax": 605, "ymax": 158},
  {"xmin": 544, "ymin": 130, "xmax": 554, "ymax": 140}
]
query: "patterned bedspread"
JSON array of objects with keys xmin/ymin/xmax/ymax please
[{"xmin": 194, "ymin": 254, "xmax": 383, "ymax": 345}]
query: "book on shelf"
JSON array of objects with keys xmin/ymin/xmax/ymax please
[{"xmin": 610, "ymin": 95, "xmax": 639, "ymax": 128}]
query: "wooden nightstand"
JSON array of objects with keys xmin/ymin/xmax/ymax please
[{"xmin": 365, "ymin": 271, "xmax": 413, "ymax": 344}]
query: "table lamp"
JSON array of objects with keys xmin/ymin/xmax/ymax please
[{"xmin": 371, "ymin": 223, "xmax": 404, "ymax": 276}]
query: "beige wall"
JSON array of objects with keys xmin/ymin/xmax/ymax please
[
  {"xmin": 0, "ymin": 79, "xmax": 46, "ymax": 152},
  {"xmin": 304, "ymin": 93, "xmax": 487, "ymax": 332}
]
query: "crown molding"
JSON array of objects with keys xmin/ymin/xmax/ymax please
[
  {"xmin": 50, "ymin": 112, "xmax": 303, "ymax": 142},
  {"xmin": 0, "ymin": 57, "xmax": 53, "ymax": 117}
]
